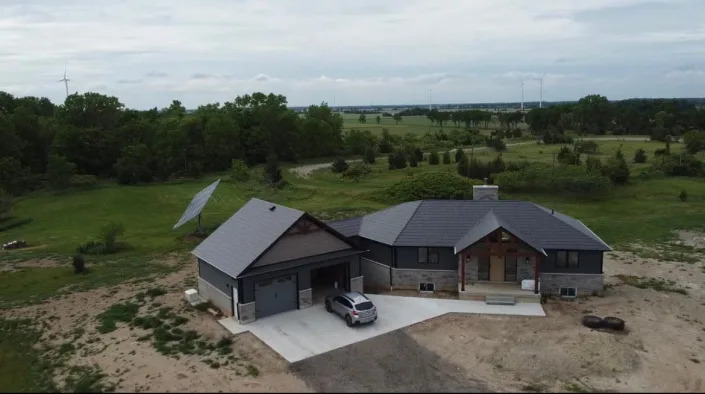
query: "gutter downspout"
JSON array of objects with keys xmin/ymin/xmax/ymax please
[{"xmin": 534, "ymin": 252, "xmax": 540, "ymax": 295}]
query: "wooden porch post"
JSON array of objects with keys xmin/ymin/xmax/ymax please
[
  {"xmin": 534, "ymin": 252, "xmax": 540, "ymax": 294},
  {"xmin": 460, "ymin": 251, "xmax": 466, "ymax": 291}
]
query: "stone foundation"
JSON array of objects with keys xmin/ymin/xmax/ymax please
[
  {"xmin": 361, "ymin": 258, "xmax": 391, "ymax": 291},
  {"xmin": 518, "ymin": 257, "xmax": 535, "ymax": 282},
  {"xmin": 198, "ymin": 277, "xmax": 233, "ymax": 317},
  {"xmin": 237, "ymin": 301, "xmax": 256, "ymax": 324},
  {"xmin": 539, "ymin": 273, "xmax": 604, "ymax": 296},
  {"xmin": 350, "ymin": 276, "xmax": 364, "ymax": 293},
  {"xmin": 298, "ymin": 288, "xmax": 312, "ymax": 309},
  {"xmin": 392, "ymin": 268, "xmax": 458, "ymax": 292}
]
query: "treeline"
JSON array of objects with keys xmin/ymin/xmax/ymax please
[
  {"xmin": 0, "ymin": 91, "xmax": 346, "ymax": 194},
  {"xmin": 525, "ymin": 95, "xmax": 705, "ymax": 140}
]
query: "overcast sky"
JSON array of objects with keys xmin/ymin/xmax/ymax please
[{"xmin": 1, "ymin": 0, "xmax": 704, "ymax": 109}]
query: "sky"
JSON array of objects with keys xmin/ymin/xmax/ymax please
[{"xmin": 1, "ymin": 0, "xmax": 704, "ymax": 109}]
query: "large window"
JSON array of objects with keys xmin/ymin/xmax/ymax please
[
  {"xmin": 504, "ymin": 256, "xmax": 517, "ymax": 282},
  {"xmin": 556, "ymin": 251, "xmax": 579, "ymax": 268},
  {"xmin": 478, "ymin": 256, "xmax": 490, "ymax": 281},
  {"xmin": 418, "ymin": 247, "xmax": 440, "ymax": 264}
]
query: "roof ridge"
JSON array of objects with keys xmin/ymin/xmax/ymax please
[{"xmin": 391, "ymin": 200, "xmax": 424, "ymax": 245}]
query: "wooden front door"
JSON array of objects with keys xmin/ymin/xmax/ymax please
[{"xmin": 489, "ymin": 256, "xmax": 504, "ymax": 282}]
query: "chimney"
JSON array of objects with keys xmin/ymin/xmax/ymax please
[{"xmin": 472, "ymin": 184, "xmax": 499, "ymax": 200}]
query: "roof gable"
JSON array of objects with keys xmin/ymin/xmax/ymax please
[{"xmin": 453, "ymin": 210, "xmax": 546, "ymax": 255}]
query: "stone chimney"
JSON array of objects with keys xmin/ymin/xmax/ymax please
[{"xmin": 472, "ymin": 179, "xmax": 499, "ymax": 200}]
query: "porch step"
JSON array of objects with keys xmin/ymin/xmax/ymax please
[{"xmin": 485, "ymin": 295, "xmax": 516, "ymax": 305}]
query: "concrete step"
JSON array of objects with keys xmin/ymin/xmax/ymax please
[{"xmin": 485, "ymin": 295, "xmax": 516, "ymax": 305}]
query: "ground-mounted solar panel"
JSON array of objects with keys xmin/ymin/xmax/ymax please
[{"xmin": 173, "ymin": 179, "xmax": 221, "ymax": 230}]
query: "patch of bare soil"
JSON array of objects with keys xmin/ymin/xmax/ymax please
[
  {"xmin": 6, "ymin": 255, "xmax": 310, "ymax": 393},
  {"xmin": 675, "ymin": 230, "xmax": 705, "ymax": 249},
  {"xmin": 1, "ymin": 257, "xmax": 61, "ymax": 272},
  {"xmin": 406, "ymin": 249, "xmax": 705, "ymax": 393}
]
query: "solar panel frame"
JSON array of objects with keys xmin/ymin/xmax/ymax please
[{"xmin": 173, "ymin": 179, "xmax": 221, "ymax": 229}]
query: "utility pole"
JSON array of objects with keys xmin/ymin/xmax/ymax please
[{"xmin": 539, "ymin": 78, "xmax": 543, "ymax": 108}]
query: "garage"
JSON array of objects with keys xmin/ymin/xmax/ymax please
[
  {"xmin": 254, "ymin": 274, "xmax": 298, "ymax": 318},
  {"xmin": 311, "ymin": 262, "xmax": 348, "ymax": 304}
]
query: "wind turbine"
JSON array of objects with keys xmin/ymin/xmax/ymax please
[
  {"xmin": 429, "ymin": 88, "xmax": 432, "ymax": 110},
  {"xmin": 58, "ymin": 66, "xmax": 70, "ymax": 98},
  {"xmin": 520, "ymin": 81, "xmax": 524, "ymax": 111},
  {"xmin": 534, "ymin": 77, "xmax": 543, "ymax": 108}
]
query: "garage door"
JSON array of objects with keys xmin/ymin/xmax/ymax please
[{"xmin": 255, "ymin": 275, "xmax": 297, "ymax": 318}]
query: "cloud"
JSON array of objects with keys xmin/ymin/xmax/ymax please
[
  {"xmin": 118, "ymin": 78, "xmax": 143, "ymax": 84},
  {"xmin": 145, "ymin": 70, "xmax": 168, "ymax": 78}
]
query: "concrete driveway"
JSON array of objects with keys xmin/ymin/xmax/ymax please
[{"xmin": 220, "ymin": 294, "xmax": 544, "ymax": 362}]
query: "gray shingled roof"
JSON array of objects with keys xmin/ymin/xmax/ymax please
[
  {"xmin": 192, "ymin": 198, "xmax": 304, "ymax": 279},
  {"xmin": 453, "ymin": 210, "xmax": 546, "ymax": 255},
  {"xmin": 328, "ymin": 200, "xmax": 611, "ymax": 252}
]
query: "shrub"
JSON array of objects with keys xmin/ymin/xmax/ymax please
[
  {"xmin": 557, "ymin": 146, "xmax": 580, "ymax": 166},
  {"xmin": 69, "ymin": 174, "xmax": 99, "ymax": 188},
  {"xmin": 487, "ymin": 137, "xmax": 506, "ymax": 152},
  {"xmin": 363, "ymin": 147, "xmax": 376, "ymax": 164},
  {"xmin": 585, "ymin": 156, "xmax": 603, "ymax": 173},
  {"xmin": 542, "ymin": 132, "xmax": 573, "ymax": 145},
  {"xmin": 454, "ymin": 148, "xmax": 465, "ymax": 163},
  {"xmin": 46, "ymin": 154, "xmax": 77, "ymax": 190},
  {"xmin": 99, "ymin": 221, "xmax": 125, "ymax": 253},
  {"xmin": 230, "ymin": 159, "xmax": 250, "ymax": 183},
  {"xmin": 602, "ymin": 152, "xmax": 630, "ymax": 185},
  {"xmin": 429, "ymin": 151, "xmax": 440, "ymax": 165},
  {"xmin": 409, "ymin": 154, "xmax": 418, "ymax": 167},
  {"xmin": 442, "ymin": 151, "xmax": 451, "ymax": 164},
  {"xmin": 494, "ymin": 163, "xmax": 612, "ymax": 195},
  {"xmin": 684, "ymin": 130, "xmax": 705, "ymax": 154},
  {"xmin": 72, "ymin": 254, "xmax": 86, "ymax": 274},
  {"xmin": 679, "ymin": 189, "xmax": 688, "ymax": 202},
  {"xmin": 413, "ymin": 147, "xmax": 424, "ymax": 162},
  {"xmin": 457, "ymin": 154, "xmax": 470, "ymax": 177},
  {"xmin": 385, "ymin": 172, "xmax": 481, "ymax": 201},
  {"xmin": 342, "ymin": 162, "xmax": 372, "ymax": 181},
  {"xmin": 265, "ymin": 154, "xmax": 282, "ymax": 185},
  {"xmin": 331, "ymin": 158, "xmax": 349, "ymax": 173},
  {"xmin": 388, "ymin": 151, "xmax": 407, "ymax": 170},
  {"xmin": 653, "ymin": 153, "xmax": 704, "ymax": 176},
  {"xmin": 633, "ymin": 148, "xmax": 647, "ymax": 163}
]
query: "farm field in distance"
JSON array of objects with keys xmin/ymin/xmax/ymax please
[{"xmin": 2, "ymin": 137, "xmax": 705, "ymax": 392}]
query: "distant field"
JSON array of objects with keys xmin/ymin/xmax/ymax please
[{"xmin": 340, "ymin": 113, "xmax": 511, "ymax": 136}]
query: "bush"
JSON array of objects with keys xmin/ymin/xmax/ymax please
[
  {"xmin": 487, "ymin": 137, "xmax": 506, "ymax": 152},
  {"xmin": 585, "ymin": 156, "xmax": 602, "ymax": 173},
  {"xmin": 633, "ymin": 148, "xmax": 647, "ymax": 163},
  {"xmin": 72, "ymin": 254, "xmax": 86, "ymax": 274},
  {"xmin": 69, "ymin": 174, "xmax": 99, "ymax": 188},
  {"xmin": 454, "ymin": 148, "xmax": 465, "ymax": 163},
  {"xmin": 265, "ymin": 154, "xmax": 282, "ymax": 185},
  {"xmin": 363, "ymin": 147, "xmax": 376, "ymax": 164},
  {"xmin": 654, "ymin": 153, "xmax": 704, "ymax": 176},
  {"xmin": 428, "ymin": 151, "xmax": 440, "ymax": 165},
  {"xmin": 413, "ymin": 147, "xmax": 424, "ymax": 162},
  {"xmin": 557, "ymin": 146, "xmax": 580, "ymax": 166},
  {"xmin": 388, "ymin": 151, "xmax": 407, "ymax": 170},
  {"xmin": 230, "ymin": 159, "xmax": 250, "ymax": 183},
  {"xmin": 602, "ymin": 152, "xmax": 630, "ymax": 185},
  {"xmin": 679, "ymin": 189, "xmax": 688, "ymax": 202},
  {"xmin": 342, "ymin": 162, "xmax": 372, "ymax": 181},
  {"xmin": 331, "ymin": 158, "xmax": 349, "ymax": 173},
  {"xmin": 99, "ymin": 221, "xmax": 125, "ymax": 253},
  {"xmin": 409, "ymin": 154, "xmax": 418, "ymax": 167},
  {"xmin": 574, "ymin": 140, "xmax": 598, "ymax": 154},
  {"xmin": 384, "ymin": 172, "xmax": 482, "ymax": 202},
  {"xmin": 542, "ymin": 132, "xmax": 573, "ymax": 145},
  {"xmin": 494, "ymin": 163, "xmax": 612, "ymax": 195},
  {"xmin": 457, "ymin": 155, "xmax": 470, "ymax": 177},
  {"xmin": 684, "ymin": 130, "xmax": 705, "ymax": 154},
  {"xmin": 442, "ymin": 151, "xmax": 451, "ymax": 164}
]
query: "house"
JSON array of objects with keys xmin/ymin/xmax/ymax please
[{"xmin": 193, "ymin": 186, "xmax": 610, "ymax": 324}]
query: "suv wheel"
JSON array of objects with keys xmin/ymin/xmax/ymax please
[
  {"xmin": 345, "ymin": 315, "xmax": 353, "ymax": 327},
  {"xmin": 325, "ymin": 302, "xmax": 332, "ymax": 313}
]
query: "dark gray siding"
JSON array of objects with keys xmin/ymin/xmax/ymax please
[
  {"xmin": 395, "ymin": 246, "xmax": 457, "ymax": 270},
  {"xmin": 359, "ymin": 238, "xmax": 393, "ymax": 266},
  {"xmin": 542, "ymin": 250, "xmax": 603, "ymax": 274},
  {"xmin": 198, "ymin": 258, "xmax": 237, "ymax": 295},
  {"xmin": 240, "ymin": 255, "xmax": 361, "ymax": 303}
]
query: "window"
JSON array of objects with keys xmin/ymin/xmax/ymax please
[
  {"xmin": 501, "ymin": 231, "xmax": 511, "ymax": 243},
  {"xmin": 478, "ymin": 256, "xmax": 490, "ymax": 281},
  {"xmin": 355, "ymin": 301, "xmax": 374, "ymax": 311},
  {"xmin": 339, "ymin": 298, "xmax": 353, "ymax": 308},
  {"xmin": 504, "ymin": 256, "xmax": 517, "ymax": 282},
  {"xmin": 420, "ymin": 282, "xmax": 435, "ymax": 292},
  {"xmin": 556, "ymin": 251, "xmax": 579, "ymax": 268},
  {"xmin": 556, "ymin": 251, "xmax": 567, "ymax": 267},
  {"xmin": 559, "ymin": 287, "xmax": 577, "ymax": 298},
  {"xmin": 418, "ymin": 247, "xmax": 440, "ymax": 264}
]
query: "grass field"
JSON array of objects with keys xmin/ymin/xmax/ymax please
[{"xmin": 340, "ymin": 113, "xmax": 508, "ymax": 137}]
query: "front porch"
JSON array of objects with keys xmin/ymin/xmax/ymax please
[{"xmin": 458, "ymin": 282, "xmax": 541, "ymax": 303}]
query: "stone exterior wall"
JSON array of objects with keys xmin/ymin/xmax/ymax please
[
  {"xmin": 539, "ymin": 273, "xmax": 604, "ymax": 296},
  {"xmin": 237, "ymin": 302, "xmax": 256, "ymax": 324},
  {"xmin": 198, "ymin": 277, "xmax": 232, "ymax": 317},
  {"xmin": 465, "ymin": 255, "xmax": 478, "ymax": 283},
  {"xmin": 391, "ymin": 268, "xmax": 458, "ymax": 291},
  {"xmin": 350, "ymin": 276, "xmax": 364, "ymax": 293},
  {"xmin": 361, "ymin": 258, "xmax": 390, "ymax": 291},
  {"xmin": 518, "ymin": 257, "xmax": 535, "ymax": 282},
  {"xmin": 298, "ymin": 288, "xmax": 312, "ymax": 310}
]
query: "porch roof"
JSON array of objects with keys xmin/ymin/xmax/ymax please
[{"xmin": 453, "ymin": 210, "xmax": 546, "ymax": 256}]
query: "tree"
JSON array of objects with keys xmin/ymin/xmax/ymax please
[
  {"xmin": 679, "ymin": 189, "xmax": 688, "ymax": 202},
  {"xmin": 683, "ymin": 130, "xmax": 705, "ymax": 154},
  {"xmin": 230, "ymin": 159, "xmax": 250, "ymax": 183},
  {"xmin": 378, "ymin": 129, "xmax": 395, "ymax": 153},
  {"xmin": 46, "ymin": 154, "xmax": 76, "ymax": 190},
  {"xmin": 0, "ymin": 189, "xmax": 11, "ymax": 219},
  {"xmin": 429, "ymin": 151, "xmax": 440, "ymax": 165},
  {"xmin": 413, "ymin": 147, "xmax": 423, "ymax": 162},
  {"xmin": 344, "ymin": 129, "xmax": 376, "ymax": 155},
  {"xmin": 363, "ymin": 147, "xmax": 376, "ymax": 164},
  {"xmin": 457, "ymin": 154, "xmax": 469, "ymax": 177},
  {"xmin": 342, "ymin": 162, "xmax": 372, "ymax": 182},
  {"xmin": 114, "ymin": 144, "xmax": 153, "ymax": 184},
  {"xmin": 409, "ymin": 153, "xmax": 418, "ymax": 167},
  {"xmin": 557, "ymin": 146, "xmax": 580, "ymax": 166},
  {"xmin": 388, "ymin": 151, "xmax": 407, "ymax": 170},
  {"xmin": 358, "ymin": 113, "xmax": 367, "ymax": 124},
  {"xmin": 331, "ymin": 158, "xmax": 349, "ymax": 173},
  {"xmin": 443, "ymin": 151, "xmax": 451, "ymax": 164},
  {"xmin": 633, "ymin": 148, "xmax": 647, "ymax": 163},
  {"xmin": 99, "ymin": 221, "xmax": 125, "ymax": 253},
  {"xmin": 393, "ymin": 113, "xmax": 402, "ymax": 124},
  {"xmin": 265, "ymin": 154, "xmax": 283, "ymax": 185},
  {"xmin": 574, "ymin": 94, "xmax": 612, "ymax": 135},
  {"xmin": 602, "ymin": 150, "xmax": 630, "ymax": 185},
  {"xmin": 376, "ymin": 115, "xmax": 381, "ymax": 124}
]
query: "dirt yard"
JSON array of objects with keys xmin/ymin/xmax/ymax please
[
  {"xmin": 406, "ymin": 249, "xmax": 705, "ymax": 392},
  {"xmin": 5, "ymin": 257, "xmax": 310, "ymax": 392}
]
